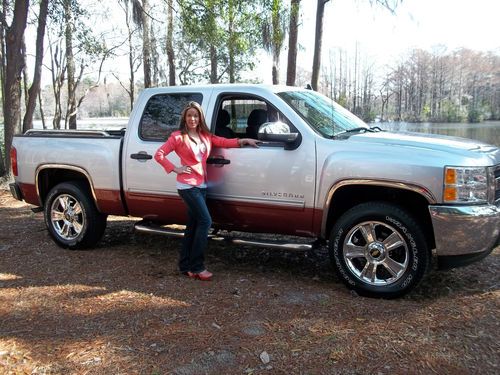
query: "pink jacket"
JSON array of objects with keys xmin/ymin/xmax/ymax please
[{"xmin": 155, "ymin": 130, "xmax": 240, "ymax": 186}]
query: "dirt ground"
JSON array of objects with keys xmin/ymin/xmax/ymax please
[{"xmin": 0, "ymin": 187, "xmax": 499, "ymax": 375}]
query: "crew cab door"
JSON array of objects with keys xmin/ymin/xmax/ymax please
[
  {"xmin": 207, "ymin": 95, "xmax": 316, "ymax": 236},
  {"xmin": 122, "ymin": 92, "xmax": 204, "ymax": 222}
]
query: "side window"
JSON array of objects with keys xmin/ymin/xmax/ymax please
[
  {"xmin": 214, "ymin": 97, "xmax": 295, "ymax": 139},
  {"xmin": 139, "ymin": 93, "xmax": 203, "ymax": 141}
]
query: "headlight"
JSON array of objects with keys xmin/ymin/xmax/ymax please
[{"xmin": 443, "ymin": 166, "xmax": 489, "ymax": 204}]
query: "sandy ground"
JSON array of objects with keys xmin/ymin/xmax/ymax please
[{"xmin": 0, "ymin": 188, "xmax": 499, "ymax": 374}]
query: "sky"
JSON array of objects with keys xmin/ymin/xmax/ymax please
[
  {"xmin": 262, "ymin": 0, "xmax": 500, "ymax": 81},
  {"xmin": 29, "ymin": 0, "xmax": 500, "ymax": 86}
]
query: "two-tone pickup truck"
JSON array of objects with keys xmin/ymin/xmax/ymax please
[{"xmin": 9, "ymin": 84, "xmax": 500, "ymax": 298}]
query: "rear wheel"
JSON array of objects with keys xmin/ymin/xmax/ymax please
[
  {"xmin": 44, "ymin": 181, "xmax": 107, "ymax": 249},
  {"xmin": 329, "ymin": 202, "xmax": 429, "ymax": 298}
]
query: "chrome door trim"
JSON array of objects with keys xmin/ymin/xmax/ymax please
[{"xmin": 208, "ymin": 193, "xmax": 306, "ymax": 209}]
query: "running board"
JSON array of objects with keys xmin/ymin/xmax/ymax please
[{"xmin": 134, "ymin": 222, "xmax": 314, "ymax": 251}]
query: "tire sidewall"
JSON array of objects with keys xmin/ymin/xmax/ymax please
[
  {"xmin": 330, "ymin": 202, "xmax": 428, "ymax": 298},
  {"xmin": 44, "ymin": 182, "xmax": 92, "ymax": 249}
]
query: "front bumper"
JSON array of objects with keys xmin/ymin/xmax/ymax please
[
  {"xmin": 9, "ymin": 183, "xmax": 23, "ymax": 201},
  {"xmin": 429, "ymin": 203, "xmax": 500, "ymax": 268}
]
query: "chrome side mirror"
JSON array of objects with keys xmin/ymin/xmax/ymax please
[{"xmin": 257, "ymin": 122, "xmax": 298, "ymax": 143}]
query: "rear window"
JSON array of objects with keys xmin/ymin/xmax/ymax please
[{"xmin": 139, "ymin": 93, "xmax": 203, "ymax": 141}]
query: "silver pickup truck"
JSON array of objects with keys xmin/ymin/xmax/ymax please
[{"xmin": 9, "ymin": 84, "xmax": 500, "ymax": 298}]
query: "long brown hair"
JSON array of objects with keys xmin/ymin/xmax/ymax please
[{"xmin": 179, "ymin": 101, "xmax": 211, "ymax": 139}]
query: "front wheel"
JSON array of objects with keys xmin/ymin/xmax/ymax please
[
  {"xmin": 44, "ymin": 181, "xmax": 107, "ymax": 249},
  {"xmin": 329, "ymin": 202, "xmax": 429, "ymax": 298}
]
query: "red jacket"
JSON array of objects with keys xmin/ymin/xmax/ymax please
[{"xmin": 155, "ymin": 130, "xmax": 240, "ymax": 186}]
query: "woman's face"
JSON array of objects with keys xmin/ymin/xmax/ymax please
[{"xmin": 185, "ymin": 108, "xmax": 200, "ymax": 131}]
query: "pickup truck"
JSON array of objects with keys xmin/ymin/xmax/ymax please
[{"xmin": 9, "ymin": 84, "xmax": 500, "ymax": 298}]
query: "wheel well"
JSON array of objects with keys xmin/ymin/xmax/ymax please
[
  {"xmin": 325, "ymin": 185, "xmax": 436, "ymax": 249},
  {"xmin": 38, "ymin": 168, "xmax": 93, "ymax": 206}
]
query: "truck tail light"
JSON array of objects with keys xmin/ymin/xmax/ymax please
[{"xmin": 10, "ymin": 146, "xmax": 18, "ymax": 176}]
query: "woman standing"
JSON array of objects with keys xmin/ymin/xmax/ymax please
[{"xmin": 155, "ymin": 102, "xmax": 259, "ymax": 281}]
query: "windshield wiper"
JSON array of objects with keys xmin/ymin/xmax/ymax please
[{"xmin": 333, "ymin": 126, "xmax": 382, "ymax": 138}]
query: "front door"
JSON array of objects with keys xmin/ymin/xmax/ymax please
[{"xmin": 207, "ymin": 96, "xmax": 316, "ymax": 236}]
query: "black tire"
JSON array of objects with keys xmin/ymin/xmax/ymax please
[
  {"xmin": 329, "ymin": 201, "xmax": 429, "ymax": 298},
  {"xmin": 44, "ymin": 181, "xmax": 107, "ymax": 250}
]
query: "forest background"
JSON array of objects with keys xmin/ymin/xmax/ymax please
[{"xmin": 0, "ymin": 0, "xmax": 499, "ymax": 176}]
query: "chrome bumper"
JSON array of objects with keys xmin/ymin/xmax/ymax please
[{"xmin": 429, "ymin": 203, "xmax": 500, "ymax": 257}]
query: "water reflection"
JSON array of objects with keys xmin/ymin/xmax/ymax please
[{"xmin": 377, "ymin": 121, "xmax": 500, "ymax": 147}]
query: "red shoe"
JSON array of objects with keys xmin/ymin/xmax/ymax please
[{"xmin": 187, "ymin": 270, "xmax": 213, "ymax": 281}]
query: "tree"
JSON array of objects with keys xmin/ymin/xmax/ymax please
[
  {"xmin": 130, "ymin": 0, "xmax": 152, "ymax": 88},
  {"xmin": 311, "ymin": 0, "xmax": 401, "ymax": 91},
  {"xmin": 262, "ymin": 0, "xmax": 287, "ymax": 84},
  {"xmin": 1, "ymin": 0, "xmax": 30, "ymax": 176},
  {"xmin": 178, "ymin": 0, "xmax": 259, "ymax": 84},
  {"xmin": 63, "ymin": 0, "xmax": 77, "ymax": 129},
  {"xmin": 22, "ymin": 0, "xmax": 49, "ymax": 133},
  {"xmin": 311, "ymin": 0, "xmax": 329, "ymax": 91},
  {"xmin": 166, "ymin": 0, "xmax": 175, "ymax": 85},
  {"xmin": 286, "ymin": 0, "xmax": 300, "ymax": 86},
  {"xmin": 114, "ymin": 0, "xmax": 142, "ymax": 110},
  {"xmin": 47, "ymin": 0, "xmax": 110, "ymax": 129}
]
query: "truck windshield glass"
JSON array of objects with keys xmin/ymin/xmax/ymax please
[{"xmin": 277, "ymin": 90, "xmax": 368, "ymax": 137}]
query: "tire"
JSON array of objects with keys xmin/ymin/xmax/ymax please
[
  {"xmin": 44, "ymin": 181, "xmax": 107, "ymax": 250},
  {"xmin": 329, "ymin": 202, "xmax": 429, "ymax": 298}
]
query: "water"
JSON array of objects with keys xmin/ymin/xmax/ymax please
[
  {"xmin": 376, "ymin": 121, "xmax": 500, "ymax": 147},
  {"xmin": 3, "ymin": 119, "xmax": 500, "ymax": 147}
]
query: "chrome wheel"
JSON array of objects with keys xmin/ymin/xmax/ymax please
[
  {"xmin": 50, "ymin": 194, "xmax": 85, "ymax": 240},
  {"xmin": 343, "ymin": 221, "xmax": 409, "ymax": 286}
]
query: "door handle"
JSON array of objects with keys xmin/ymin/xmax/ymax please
[
  {"xmin": 207, "ymin": 157, "xmax": 230, "ymax": 165},
  {"xmin": 130, "ymin": 151, "xmax": 153, "ymax": 160}
]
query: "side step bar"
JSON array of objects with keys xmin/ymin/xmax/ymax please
[{"xmin": 134, "ymin": 221, "xmax": 315, "ymax": 251}]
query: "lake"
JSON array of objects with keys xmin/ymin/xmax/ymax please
[
  {"xmin": 2, "ymin": 119, "xmax": 500, "ymax": 148},
  {"xmin": 376, "ymin": 121, "xmax": 500, "ymax": 147}
]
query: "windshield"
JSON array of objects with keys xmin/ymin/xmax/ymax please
[{"xmin": 277, "ymin": 90, "xmax": 368, "ymax": 137}]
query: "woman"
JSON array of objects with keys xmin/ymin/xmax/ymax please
[{"xmin": 154, "ymin": 102, "xmax": 259, "ymax": 281}]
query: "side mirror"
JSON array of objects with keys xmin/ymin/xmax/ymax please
[{"xmin": 257, "ymin": 122, "xmax": 298, "ymax": 143}]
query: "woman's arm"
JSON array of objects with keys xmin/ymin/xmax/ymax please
[
  {"xmin": 154, "ymin": 136, "xmax": 177, "ymax": 173},
  {"xmin": 238, "ymin": 138, "xmax": 260, "ymax": 148},
  {"xmin": 211, "ymin": 134, "xmax": 260, "ymax": 148}
]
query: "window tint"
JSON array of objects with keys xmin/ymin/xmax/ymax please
[{"xmin": 139, "ymin": 93, "xmax": 203, "ymax": 141}]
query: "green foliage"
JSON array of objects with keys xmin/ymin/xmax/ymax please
[
  {"xmin": 441, "ymin": 100, "xmax": 466, "ymax": 123},
  {"xmin": 467, "ymin": 107, "xmax": 483, "ymax": 123},
  {"xmin": 177, "ymin": 0, "xmax": 261, "ymax": 83}
]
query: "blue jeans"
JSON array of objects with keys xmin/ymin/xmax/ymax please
[{"xmin": 177, "ymin": 187, "xmax": 212, "ymax": 273}]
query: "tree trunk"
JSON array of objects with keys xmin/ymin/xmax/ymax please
[
  {"xmin": 23, "ymin": 0, "xmax": 48, "ymax": 133},
  {"xmin": 0, "ymin": 144, "xmax": 5, "ymax": 177},
  {"xmin": 166, "ymin": 0, "xmax": 176, "ymax": 86},
  {"xmin": 64, "ymin": 0, "xmax": 77, "ymax": 129},
  {"xmin": 311, "ymin": 0, "xmax": 329, "ymax": 91},
  {"xmin": 209, "ymin": 44, "xmax": 218, "ymax": 83},
  {"xmin": 2, "ymin": 0, "xmax": 29, "ymax": 174},
  {"xmin": 228, "ymin": 0, "xmax": 235, "ymax": 83},
  {"xmin": 286, "ymin": 0, "xmax": 300, "ymax": 86},
  {"xmin": 142, "ymin": 0, "xmax": 152, "ymax": 88}
]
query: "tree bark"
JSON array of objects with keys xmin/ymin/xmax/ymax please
[
  {"xmin": 142, "ymin": 0, "xmax": 152, "ymax": 88},
  {"xmin": 23, "ymin": 0, "xmax": 48, "ymax": 133},
  {"xmin": 64, "ymin": 0, "xmax": 77, "ymax": 129},
  {"xmin": 2, "ymin": 0, "xmax": 29, "ymax": 175},
  {"xmin": 286, "ymin": 0, "xmax": 300, "ymax": 86},
  {"xmin": 311, "ymin": 0, "xmax": 329, "ymax": 91},
  {"xmin": 166, "ymin": 0, "xmax": 175, "ymax": 86},
  {"xmin": 228, "ymin": 0, "xmax": 235, "ymax": 83}
]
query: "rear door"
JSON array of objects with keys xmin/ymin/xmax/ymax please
[{"xmin": 123, "ymin": 91, "xmax": 204, "ymax": 223}]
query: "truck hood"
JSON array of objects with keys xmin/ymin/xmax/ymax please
[{"xmin": 350, "ymin": 130, "xmax": 499, "ymax": 158}]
